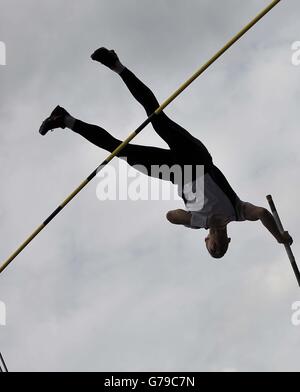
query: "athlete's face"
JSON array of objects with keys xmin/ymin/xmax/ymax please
[{"xmin": 205, "ymin": 232, "xmax": 231, "ymax": 259}]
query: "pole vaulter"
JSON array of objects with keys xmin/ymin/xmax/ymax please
[{"xmin": 3, "ymin": 1, "xmax": 297, "ymax": 286}]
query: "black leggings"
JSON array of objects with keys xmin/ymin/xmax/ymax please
[
  {"xmin": 73, "ymin": 68, "xmax": 239, "ymax": 206},
  {"xmin": 73, "ymin": 68, "xmax": 213, "ymax": 185}
]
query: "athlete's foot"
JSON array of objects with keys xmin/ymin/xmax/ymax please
[
  {"xmin": 91, "ymin": 47, "xmax": 125, "ymax": 73},
  {"xmin": 39, "ymin": 105, "xmax": 70, "ymax": 136}
]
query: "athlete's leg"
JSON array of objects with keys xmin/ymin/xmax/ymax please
[
  {"xmin": 91, "ymin": 48, "xmax": 212, "ymax": 165},
  {"xmin": 119, "ymin": 68, "xmax": 212, "ymax": 161},
  {"xmin": 119, "ymin": 67, "xmax": 213, "ymax": 190},
  {"xmin": 39, "ymin": 106, "xmax": 181, "ymax": 183},
  {"xmin": 71, "ymin": 119, "xmax": 178, "ymax": 182}
]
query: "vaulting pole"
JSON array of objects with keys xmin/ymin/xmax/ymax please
[
  {"xmin": 0, "ymin": 0, "xmax": 281, "ymax": 275},
  {"xmin": 0, "ymin": 352, "xmax": 8, "ymax": 372},
  {"xmin": 266, "ymin": 195, "xmax": 300, "ymax": 287}
]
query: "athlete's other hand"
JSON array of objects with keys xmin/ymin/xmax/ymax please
[{"xmin": 278, "ymin": 231, "xmax": 293, "ymax": 246}]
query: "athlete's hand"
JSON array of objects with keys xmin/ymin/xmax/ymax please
[{"xmin": 278, "ymin": 231, "xmax": 293, "ymax": 246}]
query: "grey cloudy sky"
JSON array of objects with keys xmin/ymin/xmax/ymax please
[{"xmin": 0, "ymin": 0, "xmax": 300, "ymax": 372}]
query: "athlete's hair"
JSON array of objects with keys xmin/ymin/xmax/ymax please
[{"xmin": 206, "ymin": 239, "xmax": 231, "ymax": 259}]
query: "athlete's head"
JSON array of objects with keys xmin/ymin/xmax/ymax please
[{"xmin": 205, "ymin": 228, "xmax": 231, "ymax": 259}]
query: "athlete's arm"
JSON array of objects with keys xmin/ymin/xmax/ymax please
[
  {"xmin": 166, "ymin": 209, "xmax": 192, "ymax": 226},
  {"xmin": 243, "ymin": 203, "xmax": 293, "ymax": 245}
]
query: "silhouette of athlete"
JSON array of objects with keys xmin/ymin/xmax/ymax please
[{"xmin": 39, "ymin": 48, "xmax": 292, "ymax": 259}]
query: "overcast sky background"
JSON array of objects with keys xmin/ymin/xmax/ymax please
[{"xmin": 0, "ymin": 0, "xmax": 300, "ymax": 372}]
